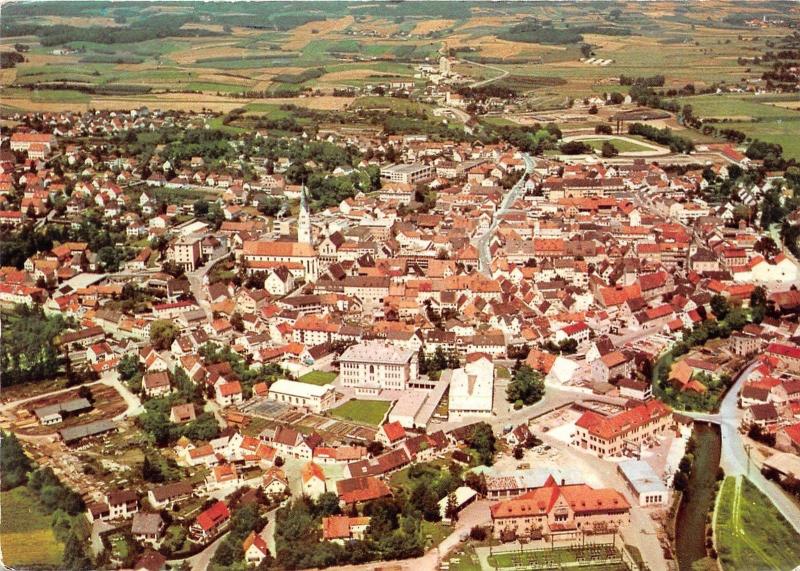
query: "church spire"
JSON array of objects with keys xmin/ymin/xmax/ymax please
[{"xmin": 298, "ymin": 184, "xmax": 311, "ymax": 244}]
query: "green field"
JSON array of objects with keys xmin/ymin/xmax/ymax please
[
  {"xmin": 330, "ymin": 399, "xmax": 391, "ymax": 426},
  {"xmin": 577, "ymin": 137, "xmax": 655, "ymax": 153},
  {"xmin": 715, "ymin": 476, "xmax": 800, "ymax": 571},
  {"xmin": 0, "ymin": 487, "xmax": 64, "ymax": 568},
  {"xmin": 299, "ymin": 370, "xmax": 338, "ymax": 386},
  {"xmin": 676, "ymin": 94, "xmax": 800, "ymax": 160}
]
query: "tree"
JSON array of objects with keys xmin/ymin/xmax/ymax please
[
  {"xmin": 193, "ymin": 199, "xmax": 209, "ymax": 219},
  {"xmin": 754, "ymin": 236, "xmax": 779, "ymax": 259},
  {"xmin": 62, "ymin": 530, "xmax": 92, "ymax": 570},
  {"xmin": 465, "ymin": 423, "xmax": 497, "ymax": 466},
  {"xmin": 506, "ymin": 365, "xmax": 545, "ymax": 406},
  {"xmin": 445, "ymin": 493, "xmax": 459, "ymax": 523},
  {"xmin": 601, "ymin": 141, "xmax": 619, "ymax": 158},
  {"xmin": 0, "ymin": 430, "xmax": 32, "ymax": 490},
  {"xmin": 464, "ymin": 472, "xmax": 487, "ymax": 496},
  {"xmin": 411, "ymin": 484, "xmax": 440, "ymax": 521},
  {"xmin": 230, "ymin": 312, "xmax": 244, "ymax": 332},
  {"xmin": 710, "ymin": 294, "xmax": 730, "ymax": 320},
  {"xmin": 142, "ymin": 453, "xmax": 165, "ymax": 483},
  {"xmin": 150, "ymin": 320, "xmax": 178, "ymax": 350},
  {"xmin": 513, "ymin": 446, "xmax": 524, "ymax": 460},
  {"xmin": 315, "ymin": 492, "xmax": 342, "ymax": 517}
]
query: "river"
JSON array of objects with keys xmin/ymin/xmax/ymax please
[{"xmin": 674, "ymin": 422, "xmax": 722, "ymax": 571}]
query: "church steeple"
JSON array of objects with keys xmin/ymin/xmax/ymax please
[{"xmin": 298, "ymin": 184, "xmax": 311, "ymax": 244}]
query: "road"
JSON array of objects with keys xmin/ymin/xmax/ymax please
[
  {"xmin": 462, "ymin": 58, "xmax": 510, "ymax": 89},
  {"xmin": 168, "ymin": 530, "xmax": 228, "ymax": 571},
  {"xmin": 186, "ymin": 248, "xmax": 231, "ymax": 320},
  {"xmin": 686, "ymin": 360, "xmax": 800, "ymax": 534},
  {"xmin": 472, "ymin": 153, "xmax": 534, "ymax": 275}
]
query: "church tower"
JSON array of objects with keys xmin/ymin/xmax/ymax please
[{"xmin": 298, "ymin": 185, "xmax": 311, "ymax": 244}]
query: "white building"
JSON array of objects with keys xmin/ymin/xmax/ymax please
[
  {"xmin": 447, "ymin": 355, "xmax": 494, "ymax": 419},
  {"xmin": 380, "ymin": 163, "xmax": 434, "ymax": 184},
  {"xmin": 617, "ymin": 460, "xmax": 670, "ymax": 507},
  {"xmin": 339, "ymin": 341, "xmax": 418, "ymax": 396},
  {"xmin": 268, "ymin": 379, "xmax": 337, "ymax": 413}
]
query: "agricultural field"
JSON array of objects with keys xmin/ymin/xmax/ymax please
[
  {"xmin": 675, "ymin": 94, "xmax": 800, "ymax": 159},
  {"xmin": 3, "ymin": 0, "xmax": 795, "ymax": 118},
  {"xmin": 715, "ymin": 476, "xmax": 800, "ymax": 571},
  {"xmin": 0, "ymin": 487, "xmax": 64, "ymax": 568},
  {"xmin": 330, "ymin": 399, "xmax": 391, "ymax": 426}
]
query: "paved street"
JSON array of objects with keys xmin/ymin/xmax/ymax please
[{"xmin": 473, "ymin": 153, "xmax": 534, "ymax": 276}]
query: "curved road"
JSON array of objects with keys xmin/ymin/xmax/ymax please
[
  {"xmin": 462, "ymin": 58, "xmax": 510, "ymax": 89},
  {"xmin": 687, "ymin": 361, "xmax": 800, "ymax": 533},
  {"xmin": 473, "ymin": 153, "xmax": 534, "ymax": 275}
]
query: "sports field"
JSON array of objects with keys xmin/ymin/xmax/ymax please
[
  {"xmin": 298, "ymin": 370, "xmax": 337, "ymax": 386},
  {"xmin": 330, "ymin": 399, "xmax": 391, "ymax": 426},
  {"xmin": 714, "ymin": 476, "xmax": 800, "ymax": 571}
]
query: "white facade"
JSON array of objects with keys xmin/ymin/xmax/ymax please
[
  {"xmin": 268, "ymin": 379, "xmax": 337, "ymax": 413},
  {"xmin": 339, "ymin": 341, "xmax": 418, "ymax": 395},
  {"xmin": 447, "ymin": 357, "xmax": 495, "ymax": 419}
]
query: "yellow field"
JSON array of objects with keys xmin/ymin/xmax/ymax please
[
  {"xmin": 1, "ymin": 93, "xmax": 354, "ymax": 113},
  {"xmin": 768, "ymin": 101, "xmax": 800, "ymax": 110},
  {"xmin": 411, "ymin": 19, "xmax": 455, "ymax": 36},
  {"xmin": 319, "ymin": 69, "xmax": 410, "ymax": 82},
  {"xmin": 41, "ymin": 15, "xmax": 120, "ymax": 27},
  {"xmin": 170, "ymin": 43, "xmax": 256, "ymax": 65},
  {"xmin": 284, "ymin": 16, "xmax": 355, "ymax": 50},
  {"xmin": 458, "ymin": 16, "xmax": 515, "ymax": 31}
]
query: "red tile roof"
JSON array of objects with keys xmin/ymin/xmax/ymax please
[{"xmin": 195, "ymin": 501, "xmax": 229, "ymax": 532}]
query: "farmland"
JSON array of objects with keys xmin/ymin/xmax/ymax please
[
  {"xmin": 2, "ymin": 0, "xmax": 797, "ymax": 125},
  {"xmin": 0, "ymin": 487, "xmax": 64, "ymax": 568}
]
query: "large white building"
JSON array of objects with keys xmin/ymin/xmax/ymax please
[
  {"xmin": 339, "ymin": 341, "xmax": 418, "ymax": 396},
  {"xmin": 380, "ymin": 163, "xmax": 434, "ymax": 185},
  {"xmin": 447, "ymin": 354, "xmax": 494, "ymax": 419},
  {"xmin": 268, "ymin": 379, "xmax": 337, "ymax": 413}
]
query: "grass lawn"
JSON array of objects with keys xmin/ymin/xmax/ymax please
[
  {"xmin": 445, "ymin": 544, "xmax": 483, "ymax": 571},
  {"xmin": 715, "ymin": 476, "xmax": 800, "ymax": 571},
  {"xmin": 421, "ymin": 520, "xmax": 452, "ymax": 549},
  {"xmin": 578, "ymin": 137, "xmax": 654, "ymax": 153},
  {"xmin": 0, "ymin": 487, "xmax": 64, "ymax": 568},
  {"xmin": 299, "ymin": 370, "xmax": 338, "ymax": 386},
  {"xmin": 330, "ymin": 399, "xmax": 391, "ymax": 426}
]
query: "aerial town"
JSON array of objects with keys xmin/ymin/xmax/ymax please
[{"xmin": 1, "ymin": 2, "xmax": 800, "ymax": 571}]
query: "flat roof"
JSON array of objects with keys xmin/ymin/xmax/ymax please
[
  {"xmin": 617, "ymin": 459, "xmax": 668, "ymax": 495},
  {"xmin": 269, "ymin": 378, "xmax": 335, "ymax": 398}
]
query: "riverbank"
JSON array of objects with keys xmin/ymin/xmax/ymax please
[{"xmin": 673, "ymin": 422, "xmax": 722, "ymax": 571}]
